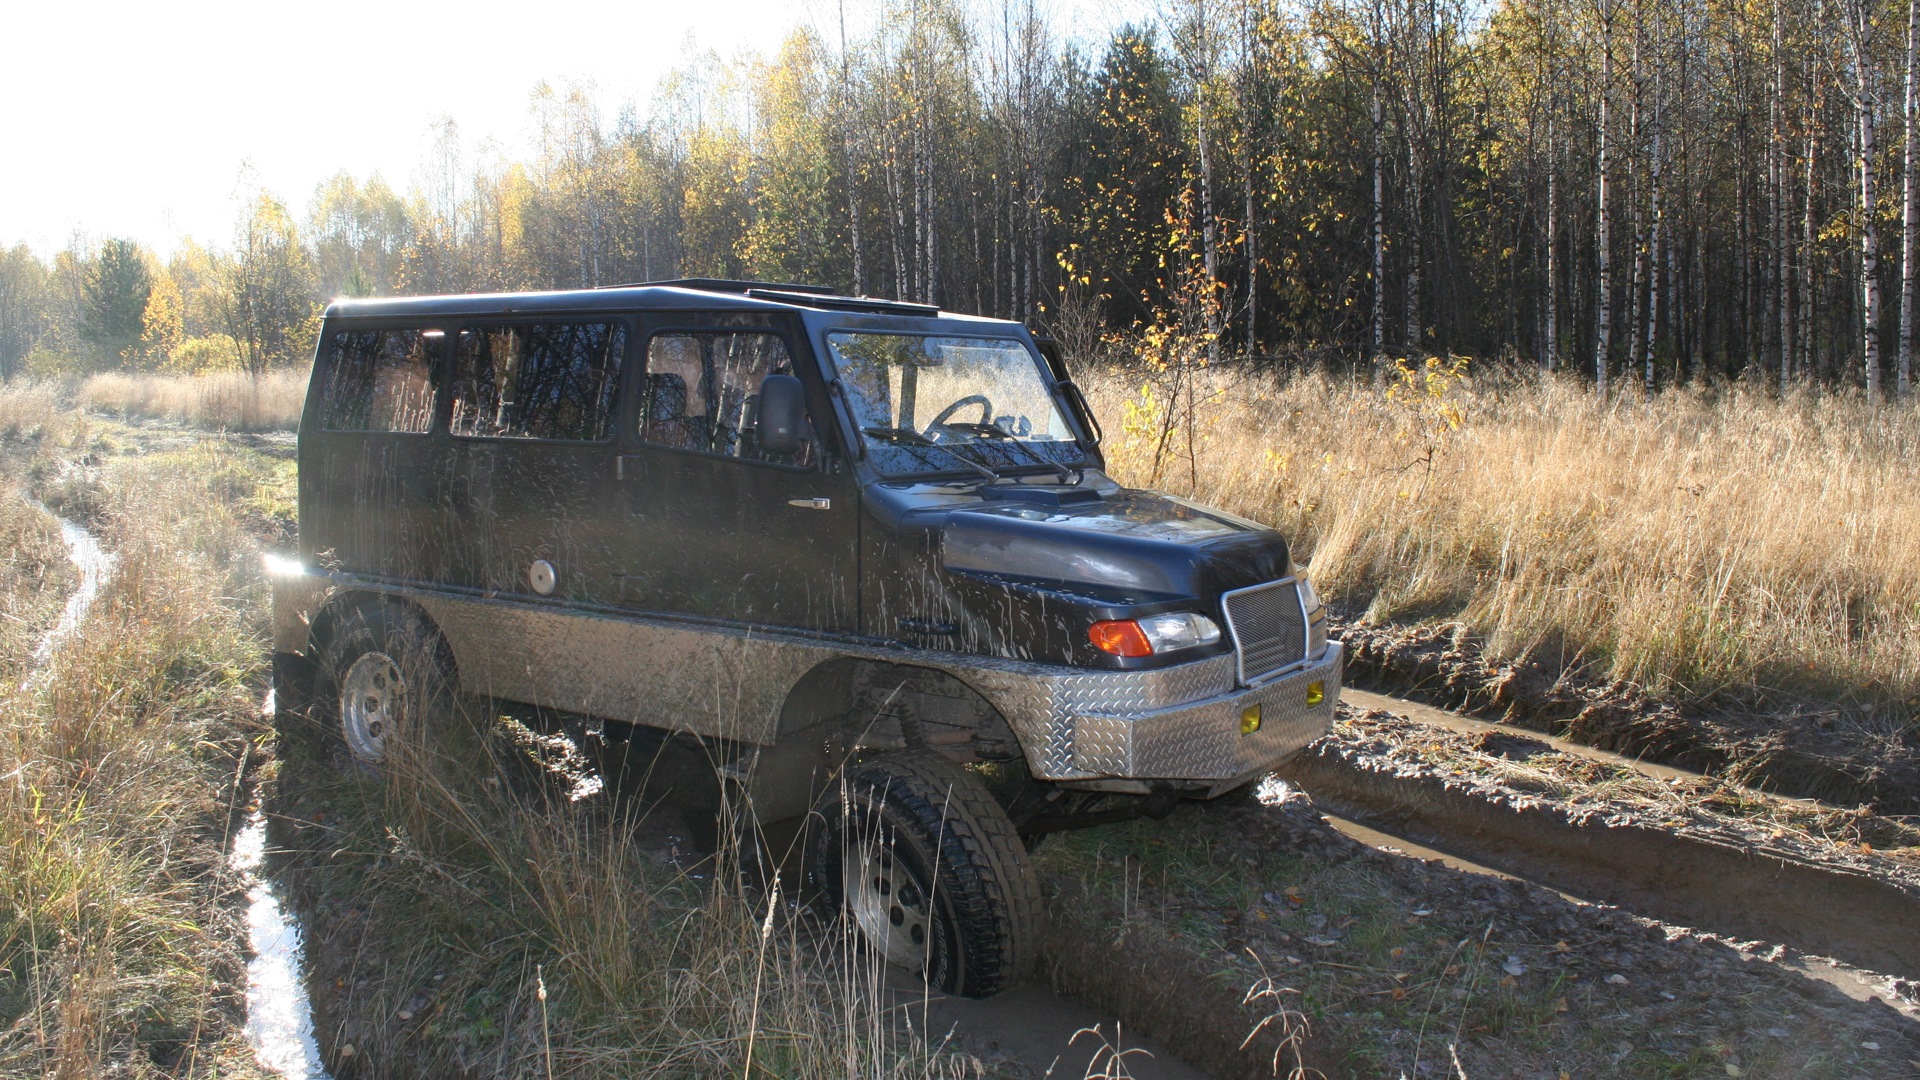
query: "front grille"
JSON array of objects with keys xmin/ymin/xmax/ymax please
[{"xmin": 1221, "ymin": 579, "xmax": 1310, "ymax": 686}]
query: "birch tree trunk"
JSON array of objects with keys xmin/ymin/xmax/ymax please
[
  {"xmin": 1902, "ymin": 0, "xmax": 1918, "ymax": 396},
  {"xmin": 1803, "ymin": 81, "xmax": 1820, "ymax": 380},
  {"xmin": 1774, "ymin": 0, "xmax": 1791, "ymax": 387},
  {"xmin": 1546, "ymin": 110, "xmax": 1559, "ymax": 372},
  {"xmin": 1406, "ymin": 144, "xmax": 1424, "ymax": 354},
  {"xmin": 1196, "ymin": 108, "xmax": 1221, "ymax": 362},
  {"xmin": 1852, "ymin": 0, "xmax": 1882, "ymax": 396},
  {"xmin": 1596, "ymin": 1, "xmax": 1615, "ymax": 396},
  {"xmin": 1373, "ymin": 73, "xmax": 1387, "ymax": 370},
  {"xmin": 1627, "ymin": 3, "xmax": 1646, "ymax": 378},
  {"xmin": 1240, "ymin": 0, "xmax": 1259, "ymax": 350},
  {"xmin": 840, "ymin": 0, "xmax": 865, "ymax": 294},
  {"xmin": 1647, "ymin": 75, "xmax": 1664, "ymax": 393}
]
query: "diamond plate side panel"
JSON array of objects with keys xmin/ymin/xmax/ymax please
[
  {"xmin": 422, "ymin": 594, "xmax": 845, "ymax": 744},
  {"xmin": 287, "ymin": 572, "xmax": 1306, "ymax": 785}
]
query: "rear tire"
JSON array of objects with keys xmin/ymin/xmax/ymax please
[
  {"xmin": 810, "ymin": 751, "xmax": 1042, "ymax": 998},
  {"xmin": 315, "ymin": 602, "xmax": 457, "ymax": 773}
]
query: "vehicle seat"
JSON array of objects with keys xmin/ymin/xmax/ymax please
[{"xmin": 645, "ymin": 372, "xmax": 706, "ymax": 450}]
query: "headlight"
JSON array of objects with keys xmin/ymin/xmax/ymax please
[{"xmin": 1090, "ymin": 613, "xmax": 1222, "ymax": 657}]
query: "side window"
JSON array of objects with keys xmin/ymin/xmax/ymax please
[
  {"xmin": 449, "ymin": 322, "xmax": 626, "ymax": 441},
  {"xmin": 318, "ymin": 328, "xmax": 441, "ymax": 432},
  {"xmin": 640, "ymin": 332, "xmax": 813, "ymax": 465}
]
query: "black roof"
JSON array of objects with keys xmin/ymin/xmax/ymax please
[{"xmin": 324, "ymin": 279, "xmax": 952, "ymax": 321}]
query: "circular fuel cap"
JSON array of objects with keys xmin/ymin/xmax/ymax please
[{"xmin": 528, "ymin": 559, "xmax": 557, "ymax": 596}]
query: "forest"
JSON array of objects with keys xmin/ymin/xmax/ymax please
[{"xmin": 3, "ymin": 0, "xmax": 1919, "ymax": 398}]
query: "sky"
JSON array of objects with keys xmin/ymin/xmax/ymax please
[{"xmin": 1, "ymin": 0, "xmax": 1150, "ymax": 259}]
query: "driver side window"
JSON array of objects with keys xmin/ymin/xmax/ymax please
[{"xmin": 639, "ymin": 332, "xmax": 814, "ymax": 466}]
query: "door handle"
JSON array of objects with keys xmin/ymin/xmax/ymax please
[{"xmin": 787, "ymin": 497, "xmax": 832, "ymax": 510}]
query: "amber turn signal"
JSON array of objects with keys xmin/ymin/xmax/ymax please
[
  {"xmin": 1306, "ymin": 680, "xmax": 1325, "ymax": 707},
  {"xmin": 1088, "ymin": 620, "xmax": 1154, "ymax": 657},
  {"xmin": 1240, "ymin": 703, "xmax": 1263, "ymax": 735}
]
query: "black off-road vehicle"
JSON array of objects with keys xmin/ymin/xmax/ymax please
[{"xmin": 269, "ymin": 279, "xmax": 1343, "ymax": 998}]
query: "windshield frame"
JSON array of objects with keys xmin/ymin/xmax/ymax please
[{"xmin": 821, "ymin": 328, "xmax": 1091, "ymax": 481}]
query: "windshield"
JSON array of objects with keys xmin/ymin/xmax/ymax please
[{"xmin": 825, "ymin": 332, "xmax": 1086, "ymax": 478}]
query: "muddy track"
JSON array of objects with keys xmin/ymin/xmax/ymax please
[
  {"xmin": 1336, "ymin": 617, "xmax": 1920, "ymax": 816},
  {"xmin": 1282, "ymin": 743, "xmax": 1920, "ymax": 981},
  {"xmin": 1282, "ymin": 691, "xmax": 1920, "ymax": 980}
]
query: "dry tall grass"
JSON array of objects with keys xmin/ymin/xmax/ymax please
[
  {"xmin": 0, "ymin": 383, "xmax": 67, "ymax": 444},
  {"xmin": 1087, "ymin": 368, "xmax": 1920, "ymax": 715},
  {"xmin": 0, "ymin": 446, "xmax": 271, "ymax": 1078},
  {"xmin": 276, "ymin": 730, "xmax": 990, "ymax": 1077},
  {"xmin": 77, "ymin": 370, "xmax": 308, "ymax": 432},
  {"xmin": 0, "ymin": 488, "xmax": 72, "ymax": 679}
]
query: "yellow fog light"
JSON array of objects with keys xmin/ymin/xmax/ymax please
[
  {"xmin": 1240, "ymin": 703, "xmax": 1263, "ymax": 735},
  {"xmin": 1306, "ymin": 681, "xmax": 1326, "ymax": 707}
]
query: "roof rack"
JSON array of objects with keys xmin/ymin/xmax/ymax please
[
  {"xmin": 743, "ymin": 288, "xmax": 940, "ymax": 317},
  {"xmin": 601, "ymin": 278, "xmax": 840, "ymax": 295},
  {"xmin": 599, "ymin": 277, "xmax": 943, "ymax": 317}
]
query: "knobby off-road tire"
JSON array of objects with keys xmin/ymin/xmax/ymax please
[
  {"xmin": 811, "ymin": 751, "xmax": 1044, "ymax": 998},
  {"xmin": 316, "ymin": 601, "xmax": 459, "ymax": 775}
]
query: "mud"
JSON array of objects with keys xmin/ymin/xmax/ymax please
[
  {"xmin": 1336, "ymin": 617, "xmax": 1920, "ymax": 815},
  {"xmin": 1034, "ymin": 785, "xmax": 1920, "ymax": 1078},
  {"xmin": 1284, "ymin": 705, "xmax": 1920, "ymax": 979}
]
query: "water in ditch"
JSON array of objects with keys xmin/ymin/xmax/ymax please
[
  {"xmin": 230, "ymin": 808, "xmax": 329, "ymax": 1078},
  {"xmin": 26, "ymin": 499, "xmax": 113, "ymax": 669},
  {"xmin": 30, "ymin": 499, "xmax": 329, "ymax": 1078}
]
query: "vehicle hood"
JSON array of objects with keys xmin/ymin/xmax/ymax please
[{"xmin": 937, "ymin": 490, "xmax": 1292, "ymax": 605}]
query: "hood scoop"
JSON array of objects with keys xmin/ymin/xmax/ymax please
[{"xmin": 977, "ymin": 483, "xmax": 1102, "ymax": 507}]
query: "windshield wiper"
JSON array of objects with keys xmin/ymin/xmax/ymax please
[
  {"xmin": 860, "ymin": 426, "xmax": 1000, "ymax": 483},
  {"xmin": 937, "ymin": 422, "xmax": 1078, "ymax": 483}
]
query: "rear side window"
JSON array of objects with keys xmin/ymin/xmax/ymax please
[
  {"xmin": 449, "ymin": 322, "xmax": 627, "ymax": 441},
  {"xmin": 640, "ymin": 332, "xmax": 811, "ymax": 465},
  {"xmin": 318, "ymin": 328, "xmax": 441, "ymax": 432}
]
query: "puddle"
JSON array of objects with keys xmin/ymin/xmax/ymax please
[
  {"xmin": 26, "ymin": 496, "xmax": 329, "ymax": 1078},
  {"xmin": 26, "ymin": 498, "xmax": 114, "ymax": 668},
  {"xmin": 230, "ymin": 813, "xmax": 330, "ymax": 1079}
]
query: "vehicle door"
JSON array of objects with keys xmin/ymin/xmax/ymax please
[
  {"xmin": 300, "ymin": 322, "xmax": 446, "ymax": 580},
  {"xmin": 617, "ymin": 315, "xmax": 857, "ymax": 631},
  {"xmin": 442, "ymin": 318, "xmax": 629, "ymax": 601}
]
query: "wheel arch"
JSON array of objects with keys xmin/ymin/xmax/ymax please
[
  {"xmin": 310, "ymin": 589, "xmax": 457, "ymax": 678},
  {"xmin": 743, "ymin": 657, "xmax": 1026, "ymax": 824}
]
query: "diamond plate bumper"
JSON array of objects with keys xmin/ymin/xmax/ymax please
[{"xmin": 1064, "ymin": 642, "xmax": 1341, "ymax": 781}]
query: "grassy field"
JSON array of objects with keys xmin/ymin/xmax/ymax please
[
  {"xmin": 1087, "ymin": 366, "xmax": 1920, "ymax": 724},
  {"xmin": 0, "ymin": 409, "xmax": 274, "ymax": 1077}
]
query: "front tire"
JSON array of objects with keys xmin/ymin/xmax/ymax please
[{"xmin": 811, "ymin": 752, "xmax": 1042, "ymax": 998}]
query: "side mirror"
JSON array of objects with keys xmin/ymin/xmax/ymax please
[{"xmin": 756, "ymin": 374, "xmax": 807, "ymax": 455}]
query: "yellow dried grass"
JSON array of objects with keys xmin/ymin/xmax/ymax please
[
  {"xmin": 77, "ymin": 370, "xmax": 308, "ymax": 432},
  {"xmin": 1089, "ymin": 368, "xmax": 1920, "ymax": 712}
]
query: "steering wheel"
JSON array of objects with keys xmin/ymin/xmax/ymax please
[{"xmin": 925, "ymin": 394, "xmax": 994, "ymax": 434}]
